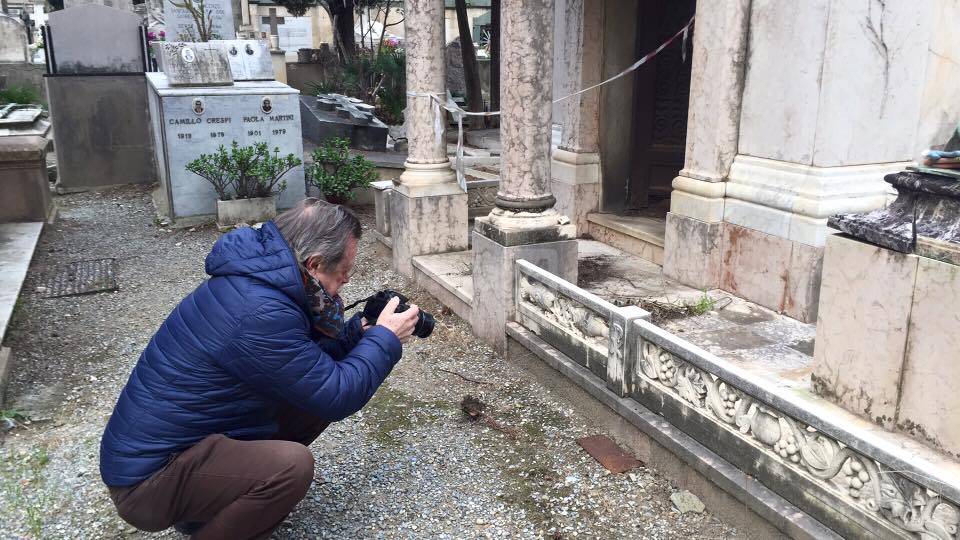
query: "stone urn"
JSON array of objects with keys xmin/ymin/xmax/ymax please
[{"xmin": 216, "ymin": 196, "xmax": 277, "ymax": 228}]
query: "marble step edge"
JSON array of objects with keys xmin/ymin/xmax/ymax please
[
  {"xmin": 586, "ymin": 213, "xmax": 666, "ymax": 248},
  {"xmin": 411, "ymin": 252, "xmax": 474, "ymax": 306}
]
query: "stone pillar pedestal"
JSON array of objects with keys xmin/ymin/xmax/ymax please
[
  {"xmin": 389, "ymin": 0, "xmax": 468, "ymax": 276},
  {"xmin": 471, "ymin": 219, "xmax": 578, "ymax": 351},
  {"xmin": 470, "ymin": 0, "xmax": 578, "ymax": 351},
  {"xmin": 551, "ymin": 148, "xmax": 599, "ymax": 235}
]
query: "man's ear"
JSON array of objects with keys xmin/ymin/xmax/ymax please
[{"xmin": 304, "ymin": 256, "xmax": 323, "ymax": 275}]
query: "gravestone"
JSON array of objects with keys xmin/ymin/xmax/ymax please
[
  {"xmin": 300, "ymin": 93, "xmax": 388, "ymax": 151},
  {"xmin": 153, "ymin": 42, "xmax": 233, "ymax": 85},
  {"xmin": 47, "ymin": 5, "xmax": 143, "ymax": 74},
  {"xmin": 208, "ymin": 40, "xmax": 273, "ymax": 80},
  {"xmin": 0, "ymin": 15, "xmax": 29, "ymax": 63},
  {"xmin": 163, "ymin": 0, "xmax": 235, "ymax": 42},
  {"xmin": 147, "ymin": 60, "xmax": 306, "ymax": 222},
  {"xmin": 445, "ymin": 38, "xmax": 466, "ymax": 97}
]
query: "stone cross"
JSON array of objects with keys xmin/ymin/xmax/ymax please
[{"xmin": 267, "ymin": 8, "xmax": 283, "ymax": 36}]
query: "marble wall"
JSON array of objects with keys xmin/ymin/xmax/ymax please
[
  {"xmin": 813, "ymin": 234, "xmax": 960, "ymax": 457},
  {"xmin": 738, "ymin": 0, "xmax": 933, "ymax": 167}
]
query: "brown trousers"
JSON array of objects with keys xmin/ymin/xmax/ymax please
[{"xmin": 108, "ymin": 403, "xmax": 330, "ymax": 540}]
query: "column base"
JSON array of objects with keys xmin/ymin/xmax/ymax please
[
  {"xmin": 669, "ymin": 175, "xmax": 725, "ymax": 223},
  {"xmin": 389, "ymin": 185, "xmax": 468, "ymax": 277},
  {"xmin": 725, "ymin": 155, "xmax": 906, "ymax": 247},
  {"xmin": 397, "ymin": 160, "xmax": 457, "ymax": 187},
  {"xmin": 551, "ymin": 149, "xmax": 600, "ymax": 236},
  {"xmin": 471, "ymin": 218, "xmax": 578, "ymax": 352}
]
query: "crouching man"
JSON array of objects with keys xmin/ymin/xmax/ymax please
[{"xmin": 99, "ymin": 199, "xmax": 418, "ymax": 539}]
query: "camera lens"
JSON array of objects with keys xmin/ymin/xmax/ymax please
[{"xmin": 414, "ymin": 311, "xmax": 435, "ymax": 338}]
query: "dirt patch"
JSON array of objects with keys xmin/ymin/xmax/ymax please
[{"xmin": 577, "ymin": 256, "xmax": 615, "ymax": 288}]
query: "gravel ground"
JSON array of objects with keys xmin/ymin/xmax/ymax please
[{"xmin": 0, "ymin": 185, "xmax": 742, "ymax": 539}]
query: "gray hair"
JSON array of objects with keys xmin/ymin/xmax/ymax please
[{"xmin": 274, "ymin": 198, "xmax": 362, "ymax": 272}]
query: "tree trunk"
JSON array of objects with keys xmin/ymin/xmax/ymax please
[
  {"xmin": 455, "ymin": 0, "xmax": 484, "ymax": 128},
  {"xmin": 337, "ymin": 2, "xmax": 357, "ymax": 61}
]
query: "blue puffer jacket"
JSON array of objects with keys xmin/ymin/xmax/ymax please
[{"xmin": 99, "ymin": 221, "xmax": 402, "ymax": 487}]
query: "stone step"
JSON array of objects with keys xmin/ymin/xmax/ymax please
[
  {"xmin": 0, "ymin": 222, "xmax": 43, "ymax": 347},
  {"xmin": 587, "ymin": 213, "xmax": 665, "ymax": 266},
  {"xmin": 411, "ymin": 251, "xmax": 474, "ymax": 324}
]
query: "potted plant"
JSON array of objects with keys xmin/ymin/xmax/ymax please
[
  {"xmin": 187, "ymin": 141, "xmax": 302, "ymax": 227},
  {"xmin": 306, "ymin": 137, "xmax": 379, "ymax": 204}
]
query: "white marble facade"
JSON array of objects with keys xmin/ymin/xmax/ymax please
[{"xmin": 666, "ymin": 0, "xmax": 960, "ymax": 322}]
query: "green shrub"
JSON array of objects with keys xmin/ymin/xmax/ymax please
[
  {"xmin": 0, "ymin": 85, "xmax": 41, "ymax": 106},
  {"xmin": 186, "ymin": 141, "xmax": 301, "ymax": 200},
  {"xmin": 306, "ymin": 137, "xmax": 379, "ymax": 202}
]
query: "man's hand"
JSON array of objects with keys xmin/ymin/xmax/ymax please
[{"xmin": 375, "ymin": 296, "xmax": 420, "ymax": 343}]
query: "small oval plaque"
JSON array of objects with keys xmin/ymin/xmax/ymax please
[{"xmin": 181, "ymin": 47, "xmax": 196, "ymax": 63}]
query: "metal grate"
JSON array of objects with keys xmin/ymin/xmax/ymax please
[{"xmin": 38, "ymin": 259, "xmax": 118, "ymax": 298}]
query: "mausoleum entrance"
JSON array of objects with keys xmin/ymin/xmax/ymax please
[
  {"xmin": 627, "ymin": 0, "xmax": 694, "ymax": 215},
  {"xmin": 589, "ymin": 0, "xmax": 694, "ymax": 265}
]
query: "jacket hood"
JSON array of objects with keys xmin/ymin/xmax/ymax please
[{"xmin": 204, "ymin": 221, "xmax": 308, "ymax": 310}]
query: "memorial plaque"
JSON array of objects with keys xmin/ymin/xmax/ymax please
[
  {"xmin": 208, "ymin": 40, "xmax": 274, "ymax": 81},
  {"xmin": 146, "ymin": 72, "xmax": 306, "ymax": 221},
  {"xmin": 163, "ymin": 0, "xmax": 235, "ymax": 42},
  {"xmin": 154, "ymin": 42, "xmax": 233, "ymax": 86},
  {"xmin": 48, "ymin": 5, "xmax": 144, "ymax": 74}
]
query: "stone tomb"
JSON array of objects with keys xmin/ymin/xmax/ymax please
[
  {"xmin": 147, "ymin": 72, "xmax": 305, "ymax": 222},
  {"xmin": 300, "ymin": 93, "xmax": 388, "ymax": 151},
  {"xmin": 163, "ymin": 0, "xmax": 235, "ymax": 42},
  {"xmin": 0, "ymin": 105, "xmax": 51, "ymax": 222},
  {"xmin": 45, "ymin": 4, "xmax": 157, "ymax": 192}
]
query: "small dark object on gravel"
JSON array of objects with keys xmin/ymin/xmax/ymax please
[
  {"xmin": 460, "ymin": 395, "xmax": 486, "ymax": 420},
  {"xmin": 577, "ymin": 434, "xmax": 642, "ymax": 473}
]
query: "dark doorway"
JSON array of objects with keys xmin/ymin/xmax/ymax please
[{"xmin": 627, "ymin": 0, "xmax": 695, "ymax": 214}]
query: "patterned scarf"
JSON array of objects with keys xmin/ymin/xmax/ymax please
[{"xmin": 303, "ymin": 272, "xmax": 345, "ymax": 339}]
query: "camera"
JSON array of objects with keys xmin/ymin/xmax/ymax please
[{"xmin": 359, "ymin": 290, "xmax": 435, "ymax": 339}]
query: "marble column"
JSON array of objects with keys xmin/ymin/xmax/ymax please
[
  {"xmin": 389, "ymin": 0, "xmax": 468, "ymax": 276},
  {"xmin": 471, "ymin": 0, "xmax": 578, "ymax": 351},
  {"xmin": 663, "ymin": 0, "xmax": 749, "ymax": 291},
  {"xmin": 550, "ymin": 0, "xmax": 602, "ymax": 236}
]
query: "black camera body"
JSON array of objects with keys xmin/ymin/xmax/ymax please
[{"xmin": 361, "ymin": 290, "xmax": 435, "ymax": 338}]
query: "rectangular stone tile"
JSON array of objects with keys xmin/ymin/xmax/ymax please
[
  {"xmin": 663, "ymin": 212, "xmax": 722, "ymax": 291},
  {"xmin": 898, "ymin": 256, "xmax": 960, "ymax": 457},
  {"xmin": 811, "ymin": 235, "xmax": 918, "ymax": 429},
  {"xmin": 720, "ymin": 223, "xmax": 793, "ymax": 313}
]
